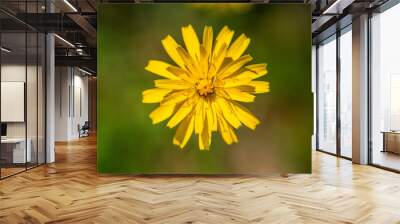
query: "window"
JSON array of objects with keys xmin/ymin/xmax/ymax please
[
  {"xmin": 339, "ymin": 28, "xmax": 352, "ymax": 158},
  {"xmin": 317, "ymin": 35, "xmax": 337, "ymax": 154},
  {"xmin": 370, "ymin": 3, "xmax": 400, "ymax": 171}
]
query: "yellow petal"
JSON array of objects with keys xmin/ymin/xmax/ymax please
[
  {"xmin": 194, "ymin": 99, "xmax": 204, "ymax": 134},
  {"xmin": 246, "ymin": 63, "xmax": 268, "ymax": 78},
  {"xmin": 142, "ymin": 88, "xmax": 172, "ymax": 103},
  {"xmin": 209, "ymin": 99, "xmax": 218, "ymax": 131},
  {"xmin": 227, "ymin": 34, "xmax": 251, "ymax": 60},
  {"xmin": 218, "ymin": 55, "xmax": 253, "ymax": 79},
  {"xmin": 199, "ymin": 114, "xmax": 211, "ymax": 150},
  {"xmin": 204, "ymin": 99, "xmax": 215, "ymax": 132},
  {"xmin": 176, "ymin": 46, "xmax": 200, "ymax": 78},
  {"xmin": 149, "ymin": 104, "xmax": 175, "ymax": 124},
  {"xmin": 228, "ymin": 125, "xmax": 238, "ymax": 143},
  {"xmin": 167, "ymin": 99, "xmax": 195, "ymax": 128},
  {"xmin": 248, "ymin": 81, "xmax": 270, "ymax": 93},
  {"xmin": 154, "ymin": 79, "xmax": 191, "ymax": 89},
  {"xmin": 221, "ymin": 76, "xmax": 253, "ymax": 88},
  {"xmin": 209, "ymin": 43, "xmax": 227, "ymax": 77},
  {"xmin": 173, "ymin": 112, "xmax": 195, "ymax": 149},
  {"xmin": 161, "ymin": 89, "xmax": 193, "ymax": 106},
  {"xmin": 166, "ymin": 66, "xmax": 194, "ymax": 83},
  {"xmin": 182, "ymin": 25, "xmax": 200, "ymax": 61},
  {"xmin": 233, "ymin": 85, "xmax": 255, "ymax": 92},
  {"xmin": 145, "ymin": 60, "xmax": 179, "ymax": 80},
  {"xmin": 215, "ymin": 97, "xmax": 241, "ymax": 129},
  {"xmin": 199, "ymin": 45, "xmax": 209, "ymax": 78},
  {"xmin": 161, "ymin": 35, "xmax": 185, "ymax": 68},
  {"xmin": 217, "ymin": 116, "xmax": 235, "ymax": 145},
  {"xmin": 231, "ymin": 102, "xmax": 260, "ymax": 130},
  {"xmin": 214, "ymin": 26, "xmax": 234, "ymax": 56},
  {"xmin": 224, "ymin": 88, "xmax": 255, "ymax": 102},
  {"xmin": 202, "ymin": 26, "xmax": 213, "ymax": 57}
]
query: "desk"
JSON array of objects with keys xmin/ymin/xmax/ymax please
[
  {"xmin": 1, "ymin": 138, "xmax": 31, "ymax": 163},
  {"xmin": 382, "ymin": 131, "xmax": 400, "ymax": 154}
]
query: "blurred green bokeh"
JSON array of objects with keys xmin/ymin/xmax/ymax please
[{"xmin": 98, "ymin": 3, "xmax": 312, "ymax": 174}]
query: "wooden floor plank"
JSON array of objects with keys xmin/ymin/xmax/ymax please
[{"xmin": 1, "ymin": 135, "xmax": 400, "ymax": 223}]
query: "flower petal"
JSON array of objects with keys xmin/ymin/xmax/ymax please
[
  {"xmin": 173, "ymin": 112, "xmax": 195, "ymax": 149},
  {"xmin": 218, "ymin": 54, "xmax": 253, "ymax": 79},
  {"xmin": 199, "ymin": 45, "xmax": 209, "ymax": 78},
  {"xmin": 142, "ymin": 88, "xmax": 172, "ymax": 103},
  {"xmin": 176, "ymin": 46, "xmax": 201, "ymax": 79},
  {"xmin": 224, "ymin": 88, "xmax": 255, "ymax": 102},
  {"xmin": 154, "ymin": 79, "xmax": 192, "ymax": 89},
  {"xmin": 231, "ymin": 102, "xmax": 260, "ymax": 130},
  {"xmin": 161, "ymin": 35, "xmax": 185, "ymax": 68},
  {"xmin": 202, "ymin": 26, "xmax": 213, "ymax": 58},
  {"xmin": 204, "ymin": 99, "xmax": 216, "ymax": 132},
  {"xmin": 221, "ymin": 76, "xmax": 253, "ymax": 88},
  {"xmin": 214, "ymin": 26, "xmax": 234, "ymax": 56},
  {"xmin": 167, "ymin": 99, "xmax": 195, "ymax": 128},
  {"xmin": 217, "ymin": 116, "xmax": 237, "ymax": 145},
  {"xmin": 161, "ymin": 89, "xmax": 193, "ymax": 106},
  {"xmin": 194, "ymin": 98, "xmax": 204, "ymax": 134},
  {"xmin": 182, "ymin": 25, "xmax": 200, "ymax": 61},
  {"xmin": 245, "ymin": 63, "xmax": 268, "ymax": 78},
  {"xmin": 248, "ymin": 81, "xmax": 270, "ymax": 93},
  {"xmin": 215, "ymin": 97, "xmax": 241, "ymax": 129},
  {"xmin": 199, "ymin": 114, "xmax": 211, "ymax": 150},
  {"xmin": 149, "ymin": 104, "xmax": 176, "ymax": 124},
  {"xmin": 227, "ymin": 34, "xmax": 251, "ymax": 60},
  {"xmin": 209, "ymin": 43, "xmax": 228, "ymax": 77},
  {"xmin": 145, "ymin": 60, "xmax": 180, "ymax": 80},
  {"xmin": 166, "ymin": 66, "xmax": 194, "ymax": 83}
]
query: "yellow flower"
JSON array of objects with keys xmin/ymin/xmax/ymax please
[{"xmin": 143, "ymin": 25, "xmax": 269, "ymax": 150}]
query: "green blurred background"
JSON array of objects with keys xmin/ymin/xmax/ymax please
[{"xmin": 98, "ymin": 3, "xmax": 312, "ymax": 174}]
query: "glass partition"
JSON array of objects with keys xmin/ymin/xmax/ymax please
[
  {"xmin": 0, "ymin": 2, "xmax": 46, "ymax": 179},
  {"xmin": 1, "ymin": 31, "xmax": 28, "ymax": 177},
  {"xmin": 317, "ymin": 35, "xmax": 337, "ymax": 154}
]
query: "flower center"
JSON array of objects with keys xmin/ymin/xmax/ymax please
[{"xmin": 196, "ymin": 78, "xmax": 214, "ymax": 96}]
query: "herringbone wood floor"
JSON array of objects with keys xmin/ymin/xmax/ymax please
[{"xmin": 1, "ymin": 135, "xmax": 400, "ymax": 224}]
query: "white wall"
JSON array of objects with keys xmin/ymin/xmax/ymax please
[
  {"xmin": 55, "ymin": 67, "xmax": 89, "ymax": 141},
  {"xmin": 55, "ymin": 67, "xmax": 70, "ymax": 141}
]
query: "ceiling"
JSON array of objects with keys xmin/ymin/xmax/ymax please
[{"xmin": 0, "ymin": 0, "xmax": 393, "ymax": 75}]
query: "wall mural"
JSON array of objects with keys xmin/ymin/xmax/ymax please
[
  {"xmin": 98, "ymin": 4, "xmax": 312, "ymax": 174},
  {"xmin": 143, "ymin": 25, "xmax": 269, "ymax": 150}
]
